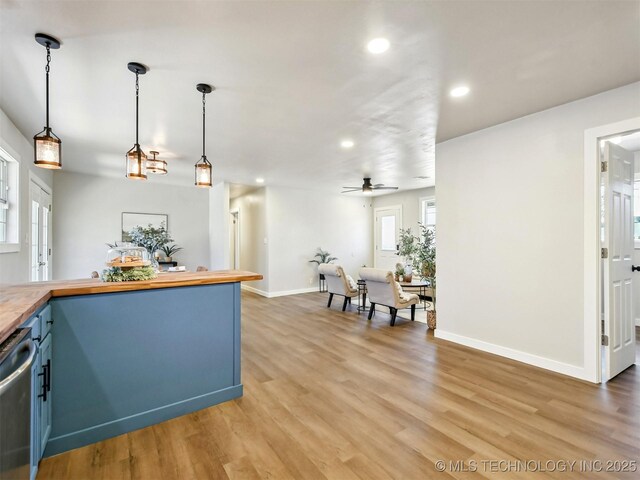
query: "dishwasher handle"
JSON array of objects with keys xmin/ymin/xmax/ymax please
[{"xmin": 0, "ymin": 339, "xmax": 37, "ymax": 395}]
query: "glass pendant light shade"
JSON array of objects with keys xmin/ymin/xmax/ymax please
[
  {"xmin": 34, "ymin": 33, "xmax": 62, "ymax": 170},
  {"xmin": 34, "ymin": 129, "xmax": 62, "ymax": 169},
  {"xmin": 126, "ymin": 145, "xmax": 147, "ymax": 180},
  {"xmin": 195, "ymin": 156, "xmax": 212, "ymax": 187},
  {"xmin": 147, "ymin": 150, "xmax": 168, "ymax": 175}
]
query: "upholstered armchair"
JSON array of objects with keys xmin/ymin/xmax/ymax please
[
  {"xmin": 359, "ymin": 268, "xmax": 419, "ymax": 326},
  {"xmin": 318, "ymin": 264, "xmax": 359, "ymax": 311}
]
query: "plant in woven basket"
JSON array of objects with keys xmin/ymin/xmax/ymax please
[{"xmin": 413, "ymin": 223, "xmax": 436, "ymax": 329}]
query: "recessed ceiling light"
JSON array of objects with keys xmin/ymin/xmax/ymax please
[
  {"xmin": 340, "ymin": 139, "xmax": 355, "ymax": 149},
  {"xmin": 256, "ymin": 177, "xmax": 265, "ymax": 184},
  {"xmin": 367, "ymin": 38, "xmax": 390, "ymax": 54},
  {"xmin": 450, "ymin": 86, "xmax": 470, "ymax": 98}
]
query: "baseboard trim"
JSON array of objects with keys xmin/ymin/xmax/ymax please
[
  {"xmin": 44, "ymin": 384, "xmax": 243, "ymax": 457},
  {"xmin": 434, "ymin": 330, "xmax": 592, "ymax": 382},
  {"xmin": 241, "ymin": 285, "xmax": 318, "ymax": 298},
  {"xmin": 241, "ymin": 284, "xmax": 270, "ymax": 297}
]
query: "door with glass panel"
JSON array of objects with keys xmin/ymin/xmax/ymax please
[
  {"xmin": 29, "ymin": 180, "xmax": 52, "ymax": 281},
  {"xmin": 374, "ymin": 206, "xmax": 402, "ymax": 270}
]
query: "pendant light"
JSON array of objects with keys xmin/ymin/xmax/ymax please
[
  {"xmin": 125, "ymin": 62, "xmax": 148, "ymax": 180},
  {"xmin": 195, "ymin": 83, "xmax": 214, "ymax": 188},
  {"xmin": 33, "ymin": 33, "xmax": 62, "ymax": 169},
  {"xmin": 147, "ymin": 150, "xmax": 168, "ymax": 175}
]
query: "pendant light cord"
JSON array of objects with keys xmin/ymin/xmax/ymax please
[
  {"xmin": 135, "ymin": 71, "xmax": 140, "ymax": 148},
  {"xmin": 45, "ymin": 45, "xmax": 51, "ymax": 131},
  {"xmin": 202, "ymin": 92, "xmax": 206, "ymax": 158}
]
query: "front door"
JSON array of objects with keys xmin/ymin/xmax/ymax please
[
  {"xmin": 29, "ymin": 180, "xmax": 52, "ymax": 282},
  {"xmin": 374, "ymin": 206, "xmax": 401, "ymax": 271},
  {"xmin": 602, "ymin": 141, "xmax": 636, "ymax": 380}
]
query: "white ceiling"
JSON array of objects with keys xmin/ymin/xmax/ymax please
[{"xmin": 1, "ymin": 1, "xmax": 639, "ymax": 194}]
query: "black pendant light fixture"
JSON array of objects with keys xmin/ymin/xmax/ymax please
[
  {"xmin": 147, "ymin": 150, "xmax": 168, "ymax": 175},
  {"xmin": 33, "ymin": 33, "xmax": 62, "ymax": 169},
  {"xmin": 195, "ymin": 83, "xmax": 214, "ymax": 188},
  {"xmin": 126, "ymin": 62, "xmax": 148, "ymax": 180}
]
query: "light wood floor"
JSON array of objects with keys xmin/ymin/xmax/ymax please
[{"xmin": 39, "ymin": 292, "xmax": 640, "ymax": 479}]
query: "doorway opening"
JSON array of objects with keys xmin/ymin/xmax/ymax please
[
  {"xmin": 29, "ymin": 176, "xmax": 52, "ymax": 282},
  {"xmin": 230, "ymin": 209, "xmax": 240, "ymax": 270},
  {"xmin": 599, "ymin": 129, "xmax": 640, "ymax": 382}
]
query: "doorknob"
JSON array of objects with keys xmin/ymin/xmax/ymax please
[{"xmin": 632, "ymin": 265, "xmax": 640, "ymax": 272}]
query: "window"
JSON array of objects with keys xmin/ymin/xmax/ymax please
[
  {"xmin": 420, "ymin": 197, "xmax": 436, "ymax": 230},
  {"xmin": 380, "ymin": 214, "xmax": 396, "ymax": 251},
  {"xmin": 0, "ymin": 147, "xmax": 20, "ymax": 252}
]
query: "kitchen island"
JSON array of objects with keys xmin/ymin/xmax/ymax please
[{"xmin": 0, "ymin": 270, "xmax": 262, "ymax": 458}]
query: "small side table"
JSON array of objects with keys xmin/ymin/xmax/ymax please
[
  {"xmin": 318, "ymin": 273, "xmax": 327, "ymax": 292},
  {"xmin": 357, "ymin": 279, "xmax": 367, "ymax": 313}
]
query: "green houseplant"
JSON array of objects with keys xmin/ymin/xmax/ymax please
[
  {"xmin": 309, "ymin": 248, "xmax": 337, "ymax": 291},
  {"xmin": 128, "ymin": 223, "xmax": 173, "ymax": 259},
  {"xmin": 160, "ymin": 244, "xmax": 183, "ymax": 262},
  {"xmin": 413, "ymin": 224, "xmax": 436, "ymax": 329},
  {"xmin": 397, "ymin": 228, "xmax": 417, "ymax": 281}
]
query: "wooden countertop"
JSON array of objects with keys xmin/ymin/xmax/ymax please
[{"xmin": 0, "ymin": 270, "xmax": 262, "ymax": 344}]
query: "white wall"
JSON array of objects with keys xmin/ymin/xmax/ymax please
[
  {"xmin": 230, "ymin": 188, "xmax": 268, "ymax": 292},
  {"xmin": 266, "ymin": 186, "xmax": 373, "ymax": 294},
  {"xmin": 52, "ymin": 171, "xmax": 209, "ymax": 279},
  {"xmin": 0, "ymin": 107, "xmax": 53, "ymax": 284},
  {"xmin": 436, "ymin": 82, "xmax": 640, "ymax": 380},
  {"xmin": 209, "ymin": 182, "xmax": 230, "ymax": 271}
]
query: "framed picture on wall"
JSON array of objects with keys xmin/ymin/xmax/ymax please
[{"xmin": 121, "ymin": 212, "xmax": 168, "ymax": 241}]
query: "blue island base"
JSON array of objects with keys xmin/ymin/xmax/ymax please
[{"xmin": 44, "ymin": 282, "xmax": 243, "ymax": 457}]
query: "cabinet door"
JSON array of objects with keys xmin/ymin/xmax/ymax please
[
  {"xmin": 30, "ymin": 347, "xmax": 41, "ymax": 480},
  {"xmin": 38, "ymin": 333, "xmax": 52, "ymax": 456}
]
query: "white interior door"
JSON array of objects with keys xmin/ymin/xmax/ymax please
[
  {"xmin": 29, "ymin": 180, "xmax": 52, "ymax": 282},
  {"xmin": 602, "ymin": 142, "xmax": 636, "ymax": 380},
  {"xmin": 374, "ymin": 206, "xmax": 401, "ymax": 270}
]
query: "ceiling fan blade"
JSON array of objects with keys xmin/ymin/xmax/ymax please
[
  {"xmin": 342, "ymin": 187, "xmax": 361, "ymax": 190},
  {"xmin": 373, "ymin": 184, "xmax": 385, "ymax": 188},
  {"xmin": 372, "ymin": 186, "xmax": 398, "ymax": 190},
  {"xmin": 341, "ymin": 189, "xmax": 361, "ymax": 193}
]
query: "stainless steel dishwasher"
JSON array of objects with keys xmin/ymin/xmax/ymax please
[{"xmin": 0, "ymin": 329, "xmax": 36, "ymax": 480}]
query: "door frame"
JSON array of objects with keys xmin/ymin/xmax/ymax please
[
  {"xmin": 28, "ymin": 172, "xmax": 53, "ymax": 281},
  {"xmin": 373, "ymin": 205, "xmax": 402, "ymax": 268},
  {"xmin": 230, "ymin": 208, "xmax": 240, "ymax": 270},
  {"xmin": 583, "ymin": 117, "xmax": 640, "ymax": 383}
]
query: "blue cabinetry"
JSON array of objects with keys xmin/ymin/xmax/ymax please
[{"xmin": 22, "ymin": 305, "xmax": 53, "ymax": 480}]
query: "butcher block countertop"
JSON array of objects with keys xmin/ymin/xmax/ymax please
[{"xmin": 0, "ymin": 270, "xmax": 262, "ymax": 344}]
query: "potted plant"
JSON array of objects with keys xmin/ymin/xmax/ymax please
[
  {"xmin": 128, "ymin": 223, "xmax": 173, "ymax": 268},
  {"xmin": 395, "ymin": 263, "xmax": 405, "ymax": 282},
  {"xmin": 397, "ymin": 228, "xmax": 417, "ymax": 281},
  {"xmin": 412, "ymin": 224, "xmax": 436, "ymax": 329},
  {"xmin": 309, "ymin": 248, "xmax": 337, "ymax": 291},
  {"xmin": 160, "ymin": 244, "xmax": 183, "ymax": 262}
]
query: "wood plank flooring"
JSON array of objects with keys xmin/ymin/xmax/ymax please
[{"xmin": 38, "ymin": 292, "xmax": 640, "ymax": 479}]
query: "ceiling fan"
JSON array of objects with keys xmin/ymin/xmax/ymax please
[{"xmin": 341, "ymin": 177, "xmax": 398, "ymax": 195}]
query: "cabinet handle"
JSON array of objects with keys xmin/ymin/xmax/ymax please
[
  {"xmin": 46, "ymin": 319, "xmax": 54, "ymax": 325},
  {"xmin": 37, "ymin": 359, "xmax": 50, "ymax": 401},
  {"xmin": 33, "ymin": 335, "xmax": 41, "ymax": 343}
]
